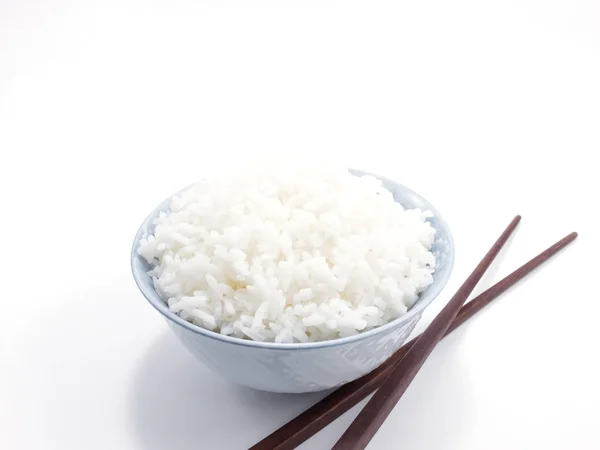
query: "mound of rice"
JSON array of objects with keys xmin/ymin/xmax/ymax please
[{"xmin": 138, "ymin": 167, "xmax": 436, "ymax": 343}]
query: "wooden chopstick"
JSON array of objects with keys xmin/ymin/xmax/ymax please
[
  {"xmin": 249, "ymin": 229, "xmax": 578, "ymax": 450},
  {"xmin": 331, "ymin": 215, "xmax": 522, "ymax": 449}
]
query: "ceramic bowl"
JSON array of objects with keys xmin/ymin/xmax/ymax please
[{"xmin": 131, "ymin": 169, "xmax": 454, "ymax": 393}]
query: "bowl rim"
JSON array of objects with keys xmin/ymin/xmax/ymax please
[{"xmin": 130, "ymin": 169, "xmax": 455, "ymax": 350}]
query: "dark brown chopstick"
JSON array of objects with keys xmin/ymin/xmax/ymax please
[
  {"xmin": 249, "ymin": 229, "xmax": 578, "ymax": 450},
  {"xmin": 331, "ymin": 215, "xmax": 522, "ymax": 449}
]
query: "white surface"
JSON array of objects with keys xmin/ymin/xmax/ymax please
[{"xmin": 1, "ymin": 1, "xmax": 598, "ymax": 449}]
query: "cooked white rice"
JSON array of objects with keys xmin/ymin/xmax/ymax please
[{"xmin": 138, "ymin": 167, "xmax": 436, "ymax": 343}]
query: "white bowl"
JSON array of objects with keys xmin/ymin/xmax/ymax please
[{"xmin": 131, "ymin": 169, "xmax": 454, "ymax": 393}]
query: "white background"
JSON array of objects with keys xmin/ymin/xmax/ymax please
[{"xmin": 1, "ymin": 1, "xmax": 599, "ymax": 449}]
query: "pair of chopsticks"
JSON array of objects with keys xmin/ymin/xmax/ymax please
[{"xmin": 250, "ymin": 216, "xmax": 578, "ymax": 450}]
